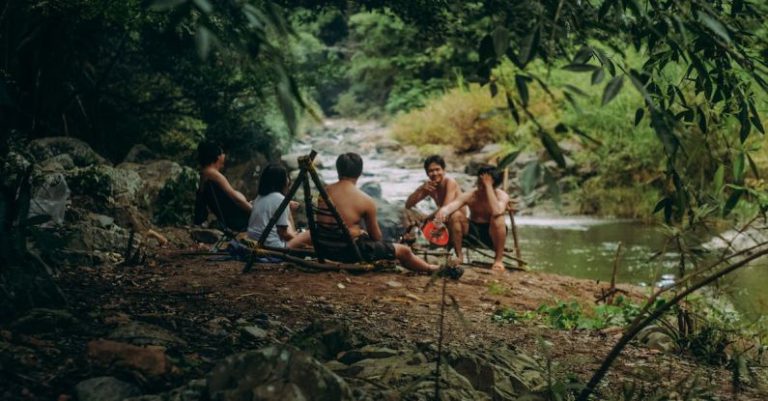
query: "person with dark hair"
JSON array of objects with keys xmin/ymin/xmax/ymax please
[
  {"xmin": 434, "ymin": 164, "xmax": 511, "ymax": 272},
  {"xmin": 247, "ymin": 163, "xmax": 298, "ymax": 247},
  {"xmin": 193, "ymin": 141, "xmax": 252, "ymax": 231},
  {"xmin": 293, "ymin": 152, "xmax": 438, "ymax": 273},
  {"xmin": 404, "ymin": 154, "xmax": 465, "ymax": 237}
]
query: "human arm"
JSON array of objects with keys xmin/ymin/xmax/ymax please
[
  {"xmin": 209, "ymin": 170, "xmax": 251, "ymax": 212},
  {"xmin": 405, "ymin": 180, "xmax": 437, "ymax": 209},
  {"xmin": 434, "ymin": 191, "xmax": 472, "ymax": 223},
  {"xmin": 480, "ymin": 173, "xmax": 508, "ymax": 217},
  {"xmin": 363, "ymin": 198, "xmax": 384, "ymax": 241},
  {"xmin": 443, "ymin": 177, "xmax": 461, "ymax": 205}
]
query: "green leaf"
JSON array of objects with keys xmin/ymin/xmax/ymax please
[
  {"xmin": 192, "ymin": 0, "xmax": 213, "ymax": 13},
  {"xmin": 601, "ymin": 75, "xmax": 624, "ymax": 106},
  {"xmin": 540, "ymin": 131, "xmax": 566, "ymax": 168},
  {"xmin": 723, "ymin": 189, "xmax": 744, "ymax": 217},
  {"xmin": 276, "ymin": 81, "xmax": 298, "ymax": 136},
  {"xmin": 479, "ymin": 34, "xmax": 495, "ymax": 63},
  {"xmin": 714, "ymin": 165, "xmax": 724, "ymax": 194},
  {"xmin": 195, "ymin": 25, "xmax": 212, "ymax": 60},
  {"xmin": 733, "ymin": 152, "xmax": 745, "ymax": 182},
  {"xmin": 628, "ymin": 69, "xmax": 652, "ymax": 106},
  {"xmin": 505, "ymin": 92, "xmax": 520, "ymax": 124},
  {"xmin": 747, "ymin": 153, "xmax": 760, "ymax": 179},
  {"xmin": 697, "ymin": 11, "xmax": 732, "ymax": 44},
  {"xmin": 563, "ymin": 64, "xmax": 600, "ymax": 72},
  {"xmin": 739, "ymin": 103, "xmax": 751, "ymax": 142},
  {"xmin": 572, "ymin": 46, "xmax": 593, "ymax": 64},
  {"xmin": 749, "ymin": 101, "xmax": 764, "ymax": 134},
  {"xmin": 489, "ymin": 82, "xmax": 498, "ymax": 98},
  {"xmin": 591, "ymin": 68, "xmax": 605, "ymax": 85},
  {"xmin": 518, "ymin": 27, "xmax": 540, "ymax": 67},
  {"xmin": 492, "ymin": 27, "xmax": 510, "ymax": 58},
  {"xmin": 634, "ymin": 108, "xmax": 644, "ymax": 126},
  {"xmin": 498, "ymin": 150, "xmax": 521, "ymax": 170},
  {"xmin": 520, "ymin": 162, "xmax": 540, "ymax": 195},
  {"xmin": 515, "ymin": 75, "xmax": 529, "ymax": 106},
  {"xmin": 149, "ymin": 0, "xmax": 187, "ymax": 11},
  {"xmin": 563, "ymin": 84, "xmax": 588, "ymax": 97}
]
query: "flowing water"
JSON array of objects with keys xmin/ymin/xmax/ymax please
[{"xmin": 293, "ymin": 122, "xmax": 768, "ymax": 320}]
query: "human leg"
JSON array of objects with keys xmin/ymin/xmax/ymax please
[
  {"xmin": 488, "ymin": 214, "xmax": 507, "ymax": 271},
  {"xmin": 394, "ymin": 244, "xmax": 438, "ymax": 273},
  {"xmin": 287, "ymin": 230, "xmax": 312, "ymax": 249},
  {"xmin": 448, "ymin": 210, "xmax": 469, "ymax": 261}
]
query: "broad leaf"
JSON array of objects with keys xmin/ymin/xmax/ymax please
[
  {"xmin": 591, "ymin": 68, "xmax": 605, "ymax": 85},
  {"xmin": 518, "ymin": 26, "xmax": 540, "ymax": 67},
  {"xmin": 723, "ymin": 189, "xmax": 744, "ymax": 217},
  {"xmin": 505, "ymin": 92, "xmax": 520, "ymax": 124},
  {"xmin": 601, "ymin": 75, "xmax": 624, "ymax": 106},
  {"xmin": 573, "ymin": 46, "xmax": 593, "ymax": 64},
  {"xmin": 733, "ymin": 152, "xmax": 745, "ymax": 183},
  {"xmin": 713, "ymin": 165, "xmax": 724, "ymax": 194},
  {"xmin": 698, "ymin": 11, "xmax": 732, "ymax": 44}
]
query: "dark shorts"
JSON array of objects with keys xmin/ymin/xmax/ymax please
[
  {"xmin": 356, "ymin": 237, "xmax": 396, "ymax": 262},
  {"xmin": 465, "ymin": 221, "xmax": 507, "ymax": 249}
]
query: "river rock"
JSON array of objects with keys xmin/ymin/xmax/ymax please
[
  {"xmin": 28, "ymin": 137, "xmax": 109, "ymax": 167},
  {"xmin": 66, "ymin": 223, "xmax": 141, "ymax": 255},
  {"xmin": 66, "ymin": 164, "xmax": 142, "ymax": 208},
  {"xmin": 87, "ymin": 339, "xmax": 170, "ymax": 377},
  {"xmin": 123, "ymin": 144, "xmax": 157, "ymax": 163},
  {"xmin": 108, "ymin": 321, "xmax": 187, "ymax": 347},
  {"xmin": 375, "ymin": 140, "xmax": 403, "ymax": 154},
  {"xmin": 10, "ymin": 308, "xmax": 78, "ymax": 334},
  {"xmin": 290, "ymin": 321, "xmax": 368, "ymax": 361},
  {"xmin": 206, "ymin": 345, "xmax": 354, "ymax": 401},
  {"xmin": 75, "ymin": 377, "xmax": 141, "ymax": 401},
  {"xmin": 190, "ymin": 228, "xmax": 223, "ymax": 244},
  {"xmin": 360, "ymin": 182, "xmax": 382, "ymax": 199},
  {"xmin": 119, "ymin": 160, "xmax": 198, "ymax": 225},
  {"xmin": 38, "ymin": 153, "xmax": 76, "ymax": 172},
  {"xmin": 446, "ymin": 346, "xmax": 545, "ymax": 399}
]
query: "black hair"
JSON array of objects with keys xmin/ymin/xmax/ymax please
[
  {"xmin": 336, "ymin": 152, "xmax": 363, "ymax": 179},
  {"xmin": 477, "ymin": 165, "xmax": 502, "ymax": 187},
  {"xmin": 423, "ymin": 155, "xmax": 446, "ymax": 171},
  {"xmin": 197, "ymin": 141, "xmax": 223, "ymax": 167},
  {"xmin": 257, "ymin": 163, "xmax": 289, "ymax": 196}
]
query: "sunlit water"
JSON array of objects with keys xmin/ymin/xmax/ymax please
[{"xmin": 293, "ymin": 129, "xmax": 768, "ymax": 321}]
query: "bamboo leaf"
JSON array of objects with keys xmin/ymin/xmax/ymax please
[
  {"xmin": 192, "ymin": 0, "xmax": 213, "ymax": 13},
  {"xmin": 591, "ymin": 68, "xmax": 605, "ymax": 85},
  {"xmin": 563, "ymin": 84, "xmax": 588, "ymax": 97},
  {"xmin": 518, "ymin": 26, "xmax": 540, "ymax": 67},
  {"xmin": 492, "ymin": 27, "xmax": 510, "ymax": 58},
  {"xmin": 572, "ymin": 46, "xmax": 593, "ymax": 64},
  {"xmin": 697, "ymin": 11, "xmax": 732, "ymax": 44},
  {"xmin": 544, "ymin": 166, "xmax": 562, "ymax": 210},
  {"xmin": 520, "ymin": 162, "xmax": 540, "ymax": 195},
  {"xmin": 195, "ymin": 25, "xmax": 212, "ymax": 60},
  {"xmin": 733, "ymin": 152, "xmax": 745, "ymax": 182},
  {"xmin": 746, "ymin": 153, "xmax": 760, "ymax": 179},
  {"xmin": 516, "ymin": 74, "xmax": 529, "ymax": 106},
  {"xmin": 601, "ymin": 75, "xmax": 624, "ymax": 106},
  {"xmin": 714, "ymin": 165, "xmax": 724, "ymax": 193},
  {"xmin": 723, "ymin": 189, "xmax": 744, "ymax": 217},
  {"xmin": 150, "ymin": 0, "xmax": 187, "ymax": 11},
  {"xmin": 634, "ymin": 108, "xmax": 645, "ymax": 126},
  {"xmin": 505, "ymin": 92, "xmax": 520, "ymax": 124},
  {"xmin": 540, "ymin": 131, "xmax": 566, "ymax": 168},
  {"xmin": 498, "ymin": 150, "xmax": 522, "ymax": 170},
  {"xmin": 563, "ymin": 64, "xmax": 600, "ymax": 72}
]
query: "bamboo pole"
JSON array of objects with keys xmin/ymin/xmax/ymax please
[{"xmin": 508, "ymin": 206, "xmax": 524, "ymax": 269}]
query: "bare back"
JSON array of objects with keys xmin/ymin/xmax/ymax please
[{"xmin": 317, "ymin": 180, "xmax": 381, "ymax": 240}]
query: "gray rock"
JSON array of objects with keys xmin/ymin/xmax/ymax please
[
  {"xmin": 28, "ymin": 172, "xmax": 70, "ymax": 225},
  {"xmin": 38, "ymin": 154, "xmax": 76, "ymax": 172},
  {"xmin": 207, "ymin": 345, "xmax": 354, "ymax": 401},
  {"xmin": 1, "ymin": 151, "xmax": 31, "ymax": 188},
  {"xmin": 75, "ymin": 376, "xmax": 140, "ymax": 401},
  {"xmin": 28, "ymin": 137, "xmax": 109, "ymax": 167},
  {"xmin": 375, "ymin": 140, "xmax": 403, "ymax": 154},
  {"xmin": 66, "ymin": 164, "xmax": 142, "ymax": 207},
  {"xmin": 88, "ymin": 213, "xmax": 115, "ymax": 228},
  {"xmin": 109, "ymin": 321, "xmax": 187, "ymax": 347},
  {"xmin": 360, "ymin": 182, "xmax": 382, "ymax": 199},
  {"xmin": 123, "ymin": 144, "xmax": 157, "ymax": 163},
  {"xmin": 338, "ymin": 345, "xmax": 399, "ymax": 365},
  {"xmin": 66, "ymin": 223, "xmax": 141, "ymax": 255},
  {"xmin": 241, "ymin": 325, "xmax": 268, "ymax": 340},
  {"xmin": 10, "ymin": 308, "xmax": 77, "ymax": 334},
  {"xmin": 190, "ymin": 228, "xmax": 222, "ymax": 244}
]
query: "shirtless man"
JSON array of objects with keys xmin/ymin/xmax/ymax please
[
  {"xmin": 434, "ymin": 165, "xmax": 510, "ymax": 272},
  {"xmin": 193, "ymin": 141, "xmax": 251, "ymax": 231},
  {"xmin": 291, "ymin": 153, "xmax": 438, "ymax": 273},
  {"xmin": 404, "ymin": 155, "xmax": 466, "ymax": 247}
]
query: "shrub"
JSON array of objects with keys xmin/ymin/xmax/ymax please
[{"xmin": 392, "ymin": 84, "xmax": 509, "ymax": 153}]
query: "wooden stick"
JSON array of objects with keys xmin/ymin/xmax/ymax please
[
  {"xmin": 252, "ymin": 247, "xmax": 378, "ymax": 272},
  {"xmin": 508, "ymin": 206, "xmax": 524, "ymax": 269}
]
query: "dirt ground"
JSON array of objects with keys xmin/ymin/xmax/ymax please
[{"xmin": 2, "ymin": 246, "xmax": 764, "ymax": 401}]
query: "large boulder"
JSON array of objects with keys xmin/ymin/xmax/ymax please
[
  {"xmin": 118, "ymin": 160, "xmax": 198, "ymax": 225},
  {"xmin": 27, "ymin": 137, "xmax": 109, "ymax": 167},
  {"xmin": 206, "ymin": 345, "xmax": 354, "ymax": 401},
  {"xmin": 75, "ymin": 377, "xmax": 141, "ymax": 401},
  {"xmin": 122, "ymin": 144, "xmax": 157, "ymax": 163},
  {"xmin": 66, "ymin": 164, "xmax": 142, "ymax": 208}
]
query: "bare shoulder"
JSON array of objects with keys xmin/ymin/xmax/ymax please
[{"xmin": 496, "ymin": 188, "xmax": 510, "ymax": 202}]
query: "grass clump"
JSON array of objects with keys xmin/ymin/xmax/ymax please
[{"xmin": 391, "ymin": 84, "xmax": 509, "ymax": 153}]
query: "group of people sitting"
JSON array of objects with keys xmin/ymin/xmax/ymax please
[{"xmin": 194, "ymin": 142, "xmax": 512, "ymax": 274}]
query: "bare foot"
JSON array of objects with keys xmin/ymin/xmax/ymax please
[{"xmin": 491, "ymin": 262, "xmax": 506, "ymax": 272}]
